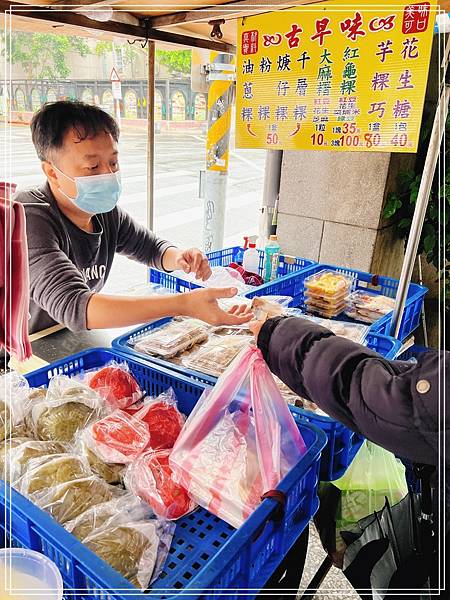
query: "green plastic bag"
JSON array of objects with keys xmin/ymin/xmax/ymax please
[{"xmin": 334, "ymin": 441, "xmax": 408, "ymax": 533}]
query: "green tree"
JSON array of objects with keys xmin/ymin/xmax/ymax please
[
  {"xmin": 156, "ymin": 49, "xmax": 191, "ymax": 75},
  {"xmin": 2, "ymin": 32, "xmax": 90, "ymax": 80}
]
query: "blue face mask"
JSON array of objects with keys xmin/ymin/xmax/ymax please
[{"xmin": 53, "ymin": 165, "xmax": 122, "ymax": 214}]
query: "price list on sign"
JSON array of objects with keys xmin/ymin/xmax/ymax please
[{"xmin": 236, "ymin": 0, "xmax": 437, "ymax": 152}]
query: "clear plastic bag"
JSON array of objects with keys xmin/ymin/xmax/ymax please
[
  {"xmin": 172, "ymin": 265, "xmax": 250, "ymax": 294},
  {"xmin": 133, "ymin": 320, "xmax": 209, "ymax": 359},
  {"xmin": 170, "ymin": 346, "xmax": 307, "ymax": 528},
  {"xmin": 84, "ymin": 409, "xmax": 150, "ymax": 464},
  {"xmin": 125, "ymin": 449, "xmax": 197, "ymax": 520},
  {"xmin": 65, "ymin": 493, "xmax": 153, "ymax": 540},
  {"xmin": 78, "ymin": 436, "xmax": 125, "ymax": 485},
  {"xmin": 30, "ymin": 475, "xmax": 116, "ymax": 524},
  {"xmin": 0, "ymin": 372, "xmax": 31, "ymax": 440},
  {"xmin": 132, "ymin": 388, "xmax": 185, "ymax": 450},
  {"xmin": 7, "ymin": 440, "xmax": 68, "ymax": 484},
  {"xmin": 17, "ymin": 453, "xmax": 91, "ymax": 495},
  {"xmin": 66, "ymin": 493, "xmax": 174, "ymax": 589},
  {"xmin": 83, "ymin": 520, "xmax": 161, "ymax": 590},
  {"xmin": 0, "ymin": 436, "xmax": 32, "ymax": 481},
  {"xmin": 28, "ymin": 375, "xmax": 103, "ymax": 442},
  {"xmin": 83, "ymin": 361, "xmax": 143, "ymax": 410},
  {"xmin": 182, "ymin": 335, "xmax": 253, "ymax": 378}
]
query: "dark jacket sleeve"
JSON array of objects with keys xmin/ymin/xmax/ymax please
[
  {"xmin": 258, "ymin": 316, "xmax": 447, "ymax": 467},
  {"xmin": 116, "ymin": 206, "xmax": 175, "ymax": 270}
]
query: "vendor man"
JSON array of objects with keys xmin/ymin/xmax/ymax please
[{"xmin": 17, "ymin": 101, "xmax": 250, "ymax": 334}]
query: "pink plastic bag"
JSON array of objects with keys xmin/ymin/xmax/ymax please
[{"xmin": 170, "ymin": 346, "xmax": 307, "ymax": 528}]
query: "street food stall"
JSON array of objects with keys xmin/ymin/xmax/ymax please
[{"xmin": 0, "ymin": 1, "xmax": 448, "ymax": 599}]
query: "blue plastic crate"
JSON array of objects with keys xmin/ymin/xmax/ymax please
[
  {"xmin": 1, "ymin": 348, "xmax": 326, "ymax": 599},
  {"xmin": 112, "ymin": 320, "xmax": 401, "ymax": 374},
  {"xmin": 113, "ymin": 323, "xmax": 400, "ymax": 481},
  {"xmin": 365, "ymin": 332, "xmax": 402, "ymax": 360},
  {"xmin": 246, "ymin": 263, "xmax": 427, "ymax": 341},
  {"xmin": 149, "ymin": 246, "xmax": 315, "ymax": 295},
  {"xmin": 396, "ymin": 344, "xmax": 431, "ymax": 362}
]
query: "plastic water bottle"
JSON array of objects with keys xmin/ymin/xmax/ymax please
[
  {"xmin": 242, "ymin": 242, "xmax": 260, "ymax": 274},
  {"xmin": 264, "ymin": 235, "xmax": 281, "ymax": 282}
]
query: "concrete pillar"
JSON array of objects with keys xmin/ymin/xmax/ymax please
[{"xmin": 276, "ymin": 149, "xmax": 414, "ymax": 278}]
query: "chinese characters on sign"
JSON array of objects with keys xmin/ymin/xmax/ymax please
[{"xmin": 236, "ymin": 0, "xmax": 436, "ymax": 152}]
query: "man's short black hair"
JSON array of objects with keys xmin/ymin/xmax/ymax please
[{"xmin": 30, "ymin": 100, "xmax": 120, "ymax": 161}]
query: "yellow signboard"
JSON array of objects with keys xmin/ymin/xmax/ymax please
[{"xmin": 236, "ymin": 1, "xmax": 437, "ymax": 152}]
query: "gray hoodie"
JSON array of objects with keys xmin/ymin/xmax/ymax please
[{"xmin": 16, "ymin": 182, "xmax": 173, "ymax": 334}]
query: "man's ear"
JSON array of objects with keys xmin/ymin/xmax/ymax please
[{"xmin": 42, "ymin": 161, "xmax": 58, "ymax": 185}]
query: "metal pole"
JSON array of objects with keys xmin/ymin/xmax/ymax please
[
  {"xmin": 261, "ymin": 149, "xmax": 283, "ymax": 241},
  {"xmin": 390, "ymin": 43, "xmax": 449, "ymax": 338},
  {"xmin": 203, "ymin": 52, "xmax": 235, "ymax": 252},
  {"xmin": 146, "ymin": 41, "xmax": 155, "ymax": 233}
]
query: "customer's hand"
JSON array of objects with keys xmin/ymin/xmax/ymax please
[
  {"xmin": 248, "ymin": 319, "xmax": 265, "ymax": 342},
  {"xmin": 175, "ymin": 248, "xmax": 211, "ymax": 281},
  {"xmin": 228, "ymin": 304, "xmax": 266, "ymax": 341},
  {"xmin": 183, "ymin": 288, "xmax": 254, "ymax": 326}
]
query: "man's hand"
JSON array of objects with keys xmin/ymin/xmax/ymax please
[
  {"xmin": 175, "ymin": 248, "xmax": 211, "ymax": 281},
  {"xmin": 183, "ymin": 288, "xmax": 254, "ymax": 326}
]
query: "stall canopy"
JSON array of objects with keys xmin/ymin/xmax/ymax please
[{"xmin": 2, "ymin": 0, "xmax": 448, "ymax": 52}]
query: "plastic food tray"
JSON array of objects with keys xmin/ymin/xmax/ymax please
[
  {"xmin": 1, "ymin": 348, "xmax": 326, "ymax": 600},
  {"xmin": 114, "ymin": 324, "xmax": 400, "ymax": 480},
  {"xmin": 149, "ymin": 246, "xmax": 315, "ymax": 295},
  {"xmin": 246, "ymin": 263, "xmax": 427, "ymax": 340}
]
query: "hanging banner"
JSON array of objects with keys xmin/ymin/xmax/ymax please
[{"xmin": 236, "ymin": 1, "xmax": 437, "ymax": 152}]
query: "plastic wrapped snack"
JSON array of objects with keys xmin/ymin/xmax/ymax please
[
  {"xmin": 83, "ymin": 521, "xmax": 160, "ymax": 590},
  {"xmin": 218, "ymin": 296, "xmax": 251, "ymax": 312},
  {"xmin": 87, "ymin": 363, "xmax": 143, "ymax": 410},
  {"xmin": 304, "ymin": 269, "xmax": 354, "ymax": 298},
  {"xmin": 18, "ymin": 454, "xmax": 91, "ymax": 495},
  {"xmin": 29, "ymin": 376, "xmax": 102, "ymax": 442},
  {"xmin": 31, "ymin": 476, "xmax": 115, "ymax": 524},
  {"xmin": 345, "ymin": 290, "xmax": 395, "ymax": 323},
  {"xmin": 7, "ymin": 440, "xmax": 67, "ymax": 484},
  {"xmin": 65, "ymin": 493, "xmax": 152, "ymax": 541},
  {"xmin": 0, "ymin": 436, "xmax": 31, "ymax": 481},
  {"xmin": 294, "ymin": 313, "xmax": 370, "ymax": 345},
  {"xmin": 171, "ymin": 265, "xmax": 250, "ymax": 294},
  {"xmin": 85, "ymin": 410, "xmax": 150, "ymax": 464},
  {"xmin": 183, "ymin": 335, "xmax": 253, "ymax": 378},
  {"xmin": 0, "ymin": 400, "xmax": 11, "ymax": 443},
  {"xmin": 133, "ymin": 388, "xmax": 185, "ymax": 450},
  {"xmin": 80, "ymin": 440, "xmax": 125, "ymax": 485},
  {"xmin": 251, "ymin": 296, "xmax": 285, "ymax": 320},
  {"xmin": 258, "ymin": 295, "xmax": 293, "ymax": 307},
  {"xmin": 125, "ymin": 450, "xmax": 196, "ymax": 520},
  {"xmin": 0, "ymin": 372, "xmax": 31, "ymax": 440},
  {"xmin": 304, "ymin": 298, "xmax": 348, "ymax": 319},
  {"xmin": 133, "ymin": 320, "xmax": 209, "ymax": 359}
]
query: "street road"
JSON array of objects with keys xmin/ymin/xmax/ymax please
[{"xmin": 2, "ymin": 124, "xmax": 265, "ymax": 292}]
